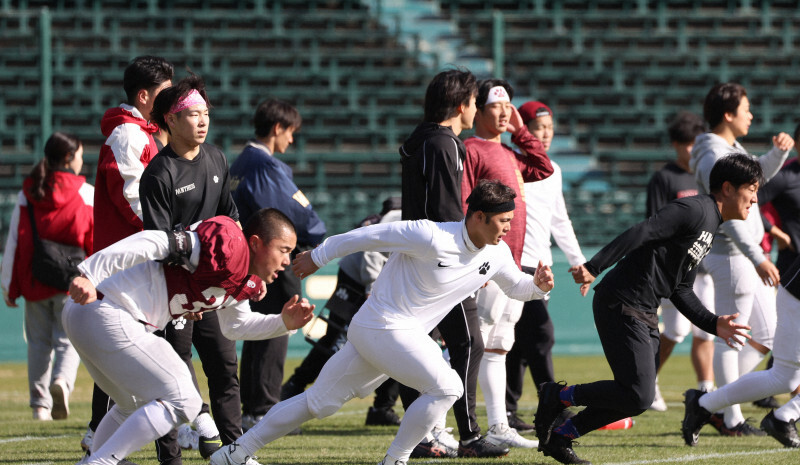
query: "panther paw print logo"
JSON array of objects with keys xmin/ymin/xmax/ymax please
[{"xmin": 479, "ymin": 262, "xmax": 490, "ymax": 275}]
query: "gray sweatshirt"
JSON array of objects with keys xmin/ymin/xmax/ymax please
[{"xmin": 690, "ymin": 133, "xmax": 790, "ymax": 265}]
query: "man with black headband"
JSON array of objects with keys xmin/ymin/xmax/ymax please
[{"xmin": 210, "ymin": 180, "xmax": 555, "ymax": 465}]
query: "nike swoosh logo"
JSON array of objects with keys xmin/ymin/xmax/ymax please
[{"xmin": 438, "ymin": 262, "xmax": 450, "ymax": 267}]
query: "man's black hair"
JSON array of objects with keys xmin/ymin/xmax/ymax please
[
  {"xmin": 243, "ymin": 208, "xmax": 296, "ymax": 244},
  {"xmin": 423, "ymin": 68, "xmax": 477, "ymax": 123},
  {"xmin": 476, "ymin": 78, "xmax": 514, "ymax": 110},
  {"xmin": 667, "ymin": 111, "xmax": 706, "ymax": 144},
  {"xmin": 703, "ymin": 83, "xmax": 747, "ymax": 129},
  {"xmin": 254, "ymin": 98, "xmax": 302, "ymax": 138},
  {"xmin": 709, "ymin": 153, "xmax": 763, "ymax": 194},
  {"xmin": 465, "ymin": 179, "xmax": 516, "ymax": 220},
  {"xmin": 123, "ymin": 56, "xmax": 173, "ymax": 104},
  {"xmin": 150, "ymin": 74, "xmax": 210, "ymax": 133}
]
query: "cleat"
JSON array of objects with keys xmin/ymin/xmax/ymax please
[
  {"xmin": 535, "ymin": 381, "xmax": 568, "ymax": 443},
  {"xmin": 210, "ymin": 443, "xmax": 262, "ymax": 465},
  {"xmin": 432, "ymin": 427, "xmax": 459, "ymax": 450},
  {"xmin": 507, "ymin": 411, "xmax": 535, "ymax": 434},
  {"xmin": 538, "ymin": 432, "xmax": 591, "ymax": 464},
  {"xmin": 707, "ymin": 413, "xmax": 725, "ymax": 434},
  {"xmin": 753, "ymin": 396, "xmax": 781, "ymax": 409},
  {"xmin": 32, "ymin": 406, "xmax": 52, "ymax": 421},
  {"xmin": 50, "ymin": 379, "xmax": 70, "ymax": 420},
  {"xmin": 241, "ymin": 414, "xmax": 263, "ymax": 432},
  {"xmin": 485, "ymin": 423, "xmax": 538, "ymax": 448},
  {"xmin": 718, "ymin": 419, "xmax": 766, "ymax": 437},
  {"xmin": 177, "ymin": 423, "xmax": 199, "ymax": 450},
  {"xmin": 365, "ymin": 407, "xmax": 401, "ymax": 426},
  {"xmin": 199, "ymin": 434, "xmax": 223, "ymax": 459},
  {"xmin": 410, "ymin": 438, "xmax": 458, "ymax": 458},
  {"xmin": 457, "ymin": 435, "xmax": 509, "ymax": 457},
  {"xmin": 761, "ymin": 410, "xmax": 800, "ymax": 448},
  {"xmin": 649, "ymin": 383, "xmax": 667, "ymax": 412},
  {"xmin": 80, "ymin": 425, "xmax": 94, "ymax": 453},
  {"xmin": 280, "ymin": 379, "xmax": 303, "ymax": 401},
  {"xmin": 681, "ymin": 389, "xmax": 711, "ymax": 446},
  {"xmin": 378, "ymin": 456, "xmax": 407, "ymax": 465}
]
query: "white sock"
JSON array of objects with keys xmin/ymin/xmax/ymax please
[
  {"xmin": 93, "ymin": 401, "xmax": 176, "ymax": 465},
  {"xmin": 478, "ymin": 351, "xmax": 508, "ymax": 427},
  {"xmin": 91, "ymin": 405, "xmax": 126, "ymax": 454},
  {"xmin": 698, "ymin": 380, "xmax": 715, "ymax": 392},
  {"xmin": 714, "ymin": 341, "xmax": 745, "ymax": 426},
  {"xmin": 237, "ymin": 392, "xmax": 314, "ymax": 457},
  {"xmin": 738, "ymin": 344, "xmax": 765, "ymax": 376},
  {"xmin": 701, "ymin": 370, "xmax": 778, "ymax": 413},
  {"xmin": 775, "ymin": 395, "xmax": 800, "ymax": 423},
  {"xmin": 193, "ymin": 412, "xmax": 219, "ymax": 438},
  {"xmin": 386, "ymin": 393, "xmax": 457, "ymax": 461}
]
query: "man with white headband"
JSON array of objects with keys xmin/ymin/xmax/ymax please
[
  {"xmin": 141, "ymin": 75, "xmax": 245, "ymax": 465},
  {"xmin": 462, "ymin": 79, "xmax": 553, "ymax": 450}
]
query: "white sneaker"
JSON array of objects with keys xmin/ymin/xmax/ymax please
[
  {"xmin": 210, "ymin": 444, "xmax": 262, "ymax": 465},
  {"xmin": 80, "ymin": 425, "xmax": 94, "ymax": 452},
  {"xmin": 378, "ymin": 455, "xmax": 407, "ymax": 465},
  {"xmin": 50, "ymin": 378, "xmax": 70, "ymax": 420},
  {"xmin": 649, "ymin": 383, "xmax": 667, "ymax": 412},
  {"xmin": 484, "ymin": 423, "xmax": 538, "ymax": 448},
  {"xmin": 241, "ymin": 414, "xmax": 263, "ymax": 432},
  {"xmin": 431, "ymin": 427, "xmax": 459, "ymax": 450},
  {"xmin": 177, "ymin": 423, "xmax": 199, "ymax": 450}
]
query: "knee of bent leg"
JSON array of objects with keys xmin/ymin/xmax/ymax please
[
  {"xmin": 420, "ymin": 368, "xmax": 464, "ymax": 400},
  {"xmin": 171, "ymin": 391, "xmax": 203, "ymax": 424}
]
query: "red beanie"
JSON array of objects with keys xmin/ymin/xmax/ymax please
[{"xmin": 518, "ymin": 101, "xmax": 553, "ymax": 125}]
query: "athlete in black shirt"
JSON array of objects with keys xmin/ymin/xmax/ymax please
[{"xmin": 533, "ymin": 154, "xmax": 760, "ymax": 465}]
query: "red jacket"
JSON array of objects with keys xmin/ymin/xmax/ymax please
[
  {"xmin": 2, "ymin": 172, "xmax": 94, "ymax": 301},
  {"xmin": 94, "ymin": 105, "xmax": 160, "ymax": 251}
]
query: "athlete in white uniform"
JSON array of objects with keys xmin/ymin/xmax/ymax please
[
  {"xmin": 63, "ymin": 210, "xmax": 314, "ymax": 465},
  {"xmin": 210, "ymin": 180, "xmax": 555, "ymax": 465}
]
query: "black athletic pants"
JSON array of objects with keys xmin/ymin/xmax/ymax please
[
  {"xmin": 505, "ymin": 298, "xmax": 555, "ymax": 414},
  {"xmin": 400, "ymin": 296, "xmax": 483, "ymax": 441},
  {"xmin": 156, "ymin": 311, "xmax": 241, "ymax": 465},
  {"xmin": 570, "ymin": 288, "xmax": 660, "ymax": 436},
  {"xmin": 240, "ymin": 267, "xmax": 299, "ymax": 417}
]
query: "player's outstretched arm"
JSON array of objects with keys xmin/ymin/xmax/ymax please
[
  {"xmin": 568, "ymin": 264, "xmax": 595, "ymax": 297},
  {"xmin": 281, "ymin": 294, "xmax": 315, "ymax": 330},
  {"xmin": 716, "ymin": 313, "xmax": 752, "ymax": 349},
  {"xmin": 534, "ymin": 260, "xmax": 555, "ymax": 292},
  {"xmin": 293, "ymin": 250, "xmax": 320, "ymax": 279},
  {"xmin": 69, "ymin": 275, "xmax": 97, "ymax": 305}
]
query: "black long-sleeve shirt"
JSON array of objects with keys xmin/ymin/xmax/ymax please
[
  {"xmin": 645, "ymin": 161, "xmax": 698, "ymax": 218},
  {"xmin": 585, "ymin": 194, "xmax": 721, "ymax": 335},
  {"xmin": 758, "ymin": 159, "xmax": 800, "ymax": 274},
  {"xmin": 140, "ymin": 143, "xmax": 239, "ymax": 232}
]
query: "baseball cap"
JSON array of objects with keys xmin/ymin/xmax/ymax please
[{"xmin": 518, "ymin": 101, "xmax": 553, "ymax": 125}]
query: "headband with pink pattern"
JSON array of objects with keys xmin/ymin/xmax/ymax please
[{"xmin": 169, "ymin": 89, "xmax": 207, "ymax": 114}]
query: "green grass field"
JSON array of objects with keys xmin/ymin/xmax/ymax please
[{"xmin": 1, "ymin": 355, "xmax": 797, "ymax": 465}]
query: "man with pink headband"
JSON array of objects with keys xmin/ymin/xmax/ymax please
[
  {"xmin": 462, "ymin": 79, "xmax": 553, "ymax": 450},
  {"xmin": 140, "ymin": 75, "xmax": 244, "ymax": 465}
]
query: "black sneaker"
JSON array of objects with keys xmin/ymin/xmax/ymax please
[
  {"xmin": 507, "ymin": 411, "xmax": 535, "ymax": 434},
  {"xmin": 457, "ymin": 436, "xmax": 509, "ymax": 457},
  {"xmin": 537, "ymin": 433, "xmax": 591, "ymax": 465},
  {"xmin": 535, "ymin": 381, "xmax": 568, "ymax": 443},
  {"xmin": 199, "ymin": 435, "xmax": 223, "ymax": 459},
  {"xmin": 718, "ymin": 418, "xmax": 766, "ymax": 437},
  {"xmin": 707, "ymin": 413, "xmax": 725, "ymax": 434},
  {"xmin": 365, "ymin": 407, "xmax": 401, "ymax": 426},
  {"xmin": 761, "ymin": 410, "xmax": 800, "ymax": 448},
  {"xmin": 410, "ymin": 438, "xmax": 458, "ymax": 458},
  {"xmin": 753, "ymin": 396, "xmax": 781, "ymax": 409},
  {"xmin": 681, "ymin": 389, "xmax": 711, "ymax": 446},
  {"xmin": 280, "ymin": 379, "xmax": 303, "ymax": 401}
]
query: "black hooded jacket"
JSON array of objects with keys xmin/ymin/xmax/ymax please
[{"xmin": 400, "ymin": 122, "xmax": 466, "ymax": 222}]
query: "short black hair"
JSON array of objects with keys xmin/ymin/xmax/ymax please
[
  {"xmin": 703, "ymin": 83, "xmax": 747, "ymax": 129},
  {"xmin": 150, "ymin": 74, "xmax": 210, "ymax": 133},
  {"xmin": 123, "ymin": 56, "xmax": 173, "ymax": 104},
  {"xmin": 243, "ymin": 208, "xmax": 296, "ymax": 244},
  {"xmin": 709, "ymin": 153, "xmax": 763, "ymax": 194},
  {"xmin": 465, "ymin": 179, "xmax": 516, "ymax": 219},
  {"xmin": 476, "ymin": 78, "xmax": 514, "ymax": 110},
  {"xmin": 254, "ymin": 99, "xmax": 302, "ymax": 138},
  {"xmin": 424, "ymin": 68, "xmax": 477, "ymax": 123},
  {"xmin": 668, "ymin": 111, "xmax": 706, "ymax": 144}
]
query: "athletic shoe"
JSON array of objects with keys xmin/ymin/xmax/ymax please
[
  {"xmin": 717, "ymin": 418, "xmax": 766, "ymax": 437},
  {"xmin": 649, "ymin": 383, "xmax": 667, "ymax": 412},
  {"xmin": 681, "ymin": 389, "xmax": 711, "ymax": 446},
  {"xmin": 365, "ymin": 407, "xmax": 401, "ymax": 426},
  {"xmin": 753, "ymin": 396, "xmax": 781, "ymax": 409},
  {"xmin": 410, "ymin": 438, "xmax": 458, "ymax": 458},
  {"xmin": 50, "ymin": 378, "xmax": 70, "ymax": 420},
  {"xmin": 280, "ymin": 379, "xmax": 303, "ymax": 401},
  {"xmin": 210, "ymin": 444, "xmax": 262, "ymax": 465},
  {"xmin": 707, "ymin": 413, "xmax": 725, "ymax": 434},
  {"xmin": 538, "ymin": 432, "xmax": 591, "ymax": 464},
  {"xmin": 32, "ymin": 406, "xmax": 52, "ymax": 421},
  {"xmin": 80, "ymin": 425, "xmax": 94, "ymax": 452},
  {"xmin": 535, "ymin": 381, "xmax": 568, "ymax": 443},
  {"xmin": 761, "ymin": 410, "xmax": 800, "ymax": 448},
  {"xmin": 241, "ymin": 414, "xmax": 263, "ymax": 432},
  {"xmin": 177, "ymin": 423, "xmax": 199, "ymax": 450},
  {"xmin": 485, "ymin": 423, "xmax": 539, "ymax": 448},
  {"xmin": 199, "ymin": 435, "xmax": 223, "ymax": 459},
  {"xmin": 378, "ymin": 455, "xmax": 407, "ymax": 465},
  {"xmin": 457, "ymin": 435, "xmax": 509, "ymax": 457},
  {"xmin": 432, "ymin": 427, "xmax": 459, "ymax": 450},
  {"xmin": 507, "ymin": 411, "xmax": 535, "ymax": 434}
]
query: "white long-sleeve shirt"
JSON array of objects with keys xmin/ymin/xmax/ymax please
[
  {"xmin": 311, "ymin": 219, "xmax": 549, "ymax": 333},
  {"xmin": 522, "ymin": 162, "xmax": 586, "ymax": 268},
  {"xmin": 77, "ymin": 223, "xmax": 292, "ymax": 341}
]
